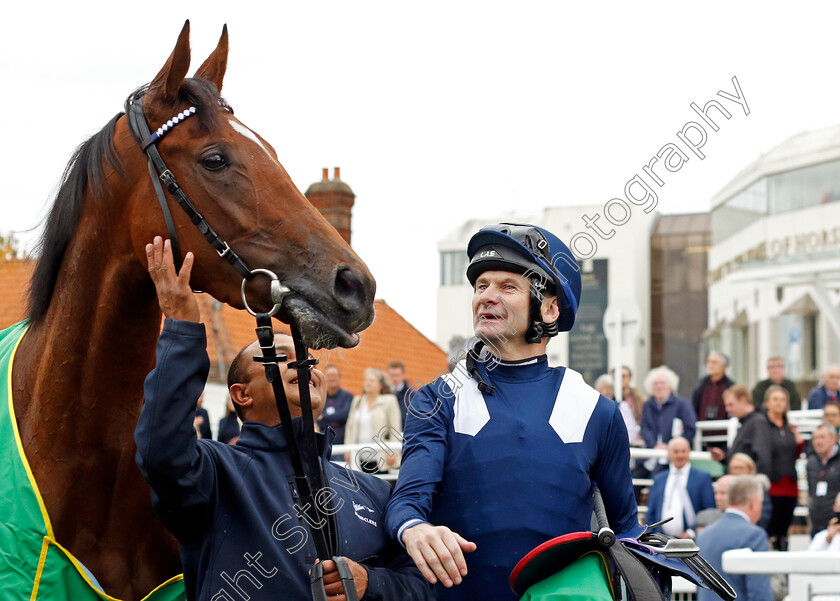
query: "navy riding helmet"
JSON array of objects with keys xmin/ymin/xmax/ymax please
[{"xmin": 466, "ymin": 223, "xmax": 582, "ymax": 338}]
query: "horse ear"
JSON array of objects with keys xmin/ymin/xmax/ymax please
[
  {"xmin": 147, "ymin": 20, "xmax": 192, "ymax": 106},
  {"xmin": 194, "ymin": 24, "xmax": 228, "ymax": 93}
]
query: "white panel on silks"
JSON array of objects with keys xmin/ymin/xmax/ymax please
[
  {"xmin": 549, "ymin": 368, "xmax": 600, "ymax": 443},
  {"xmin": 443, "ymin": 362, "xmax": 491, "ymax": 437}
]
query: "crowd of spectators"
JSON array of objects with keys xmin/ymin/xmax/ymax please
[
  {"xmin": 198, "ymin": 359, "xmax": 415, "ymax": 471},
  {"xmin": 593, "ymin": 356, "xmax": 840, "ymax": 600},
  {"xmin": 593, "ymin": 356, "xmax": 840, "ymax": 599}
]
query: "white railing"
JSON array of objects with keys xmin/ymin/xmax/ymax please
[
  {"xmin": 694, "ymin": 409, "xmax": 827, "ymax": 450},
  {"xmin": 335, "ymin": 413, "xmax": 821, "ymax": 517},
  {"xmin": 333, "ymin": 443, "xmax": 722, "ymax": 506},
  {"xmin": 692, "ymin": 418, "xmax": 739, "ymax": 450},
  {"xmin": 722, "ymin": 549, "xmax": 840, "ymax": 601},
  {"xmin": 332, "ymin": 442, "xmax": 400, "ymax": 481},
  {"xmin": 332, "ymin": 408, "xmax": 826, "ymax": 473}
]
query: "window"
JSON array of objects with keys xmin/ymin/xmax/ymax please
[
  {"xmin": 440, "ymin": 251, "xmax": 468, "ymax": 286},
  {"xmin": 712, "ymin": 159, "xmax": 840, "ymax": 244},
  {"xmin": 711, "ymin": 179, "xmax": 768, "ymax": 244}
]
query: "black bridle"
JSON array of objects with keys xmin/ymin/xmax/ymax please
[
  {"xmin": 127, "ymin": 99, "xmax": 253, "ymax": 279},
  {"xmin": 127, "ymin": 96, "xmax": 357, "ymax": 600}
]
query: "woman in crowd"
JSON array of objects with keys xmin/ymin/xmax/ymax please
[
  {"xmin": 635, "ymin": 366, "xmax": 697, "ymax": 481},
  {"xmin": 727, "ymin": 452, "xmax": 772, "ymax": 529},
  {"xmin": 344, "ymin": 368, "xmax": 402, "ymax": 473},
  {"xmin": 640, "ymin": 366, "xmax": 697, "ymax": 450},
  {"xmin": 618, "ymin": 366, "xmax": 646, "ymax": 446},
  {"xmin": 750, "ymin": 386, "xmax": 804, "ymax": 551},
  {"xmin": 727, "ymin": 452, "xmax": 757, "ymax": 476}
]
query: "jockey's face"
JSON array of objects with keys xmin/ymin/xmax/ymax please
[{"xmin": 471, "ymin": 270, "xmax": 558, "ymax": 356}]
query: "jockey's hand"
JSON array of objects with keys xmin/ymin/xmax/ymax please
[
  {"xmin": 145, "ymin": 236, "xmax": 200, "ymax": 323},
  {"xmin": 402, "ymin": 523, "xmax": 476, "ymax": 587},
  {"xmin": 316, "ymin": 558, "xmax": 368, "ymax": 600}
]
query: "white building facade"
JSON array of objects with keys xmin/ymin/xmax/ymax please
[{"xmin": 707, "ymin": 125, "xmax": 840, "ymax": 393}]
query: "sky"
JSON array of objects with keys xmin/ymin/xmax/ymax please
[{"xmin": 3, "ymin": 2, "xmax": 840, "ymax": 342}]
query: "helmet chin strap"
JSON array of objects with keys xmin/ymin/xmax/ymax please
[
  {"xmin": 525, "ymin": 284, "xmax": 559, "ymax": 344},
  {"xmin": 466, "ymin": 339, "xmax": 496, "ymax": 395}
]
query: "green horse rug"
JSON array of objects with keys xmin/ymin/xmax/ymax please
[{"xmin": 0, "ymin": 321, "xmax": 185, "ymax": 601}]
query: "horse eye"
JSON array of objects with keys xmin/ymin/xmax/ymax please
[{"xmin": 201, "ymin": 153, "xmax": 227, "ymax": 171}]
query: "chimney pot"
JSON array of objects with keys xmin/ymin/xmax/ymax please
[
  {"xmin": 306, "ymin": 168, "xmax": 354, "ymax": 246},
  {"xmin": 322, "ymin": 167, "xmax": 329, "ymax": 181}
]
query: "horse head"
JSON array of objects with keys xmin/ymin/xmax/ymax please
[{"xmin": 121, "ymin": 22, "xmax": 376, "ymax": 348}]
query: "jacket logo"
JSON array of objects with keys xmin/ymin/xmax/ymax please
[{"xmin": 353, "ymin": 502, "xmax": 377, "ymax": 527}]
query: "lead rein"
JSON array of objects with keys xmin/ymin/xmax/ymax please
[
  {"xmin": 252, "ymin": 313, "xmax": 333, "ymax": 561},
  {"xmin": 252, "ymin": 316, "xmax": 361, "ymax": 600}
]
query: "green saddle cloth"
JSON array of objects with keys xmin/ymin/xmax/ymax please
[
  {"xmin": 520, "ymin": 552, "xmax": 615, "ymax": 601},
  {"xmin": 0, "ymin": 321, "xmax": 185, "ymax": 601}
]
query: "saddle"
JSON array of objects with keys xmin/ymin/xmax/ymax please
[{"xmin": 510, "ymin": 486, "xmax": 736, "ymax": 601}]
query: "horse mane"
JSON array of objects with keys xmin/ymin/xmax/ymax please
[
  {"xmin": 27, "ymin": 114, "xmax": 123, "ymax": 324},
  {"xmin": 27, "ymin": 78, "xmax": 227, "ymax": 324}
]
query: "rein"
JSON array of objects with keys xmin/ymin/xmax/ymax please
[{"xmin": 127, "ymin": 97, "xmax": 357, "ymax": 600}]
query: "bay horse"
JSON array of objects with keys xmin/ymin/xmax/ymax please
[{"xmin": 9, "ymin": 22, "xmax": 375, "ymax": 600}]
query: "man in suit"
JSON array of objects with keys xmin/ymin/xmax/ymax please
[
  {"xmin": 696, "ymin": 475, "xmax": 773, "ymax": 601},
  {"xmin": 316, "ymin": 364, "xmax": 354, "ymax": 444},
  {"xmin": 387, "ymin": 360, "xmax": 411, "ymax": 428},
  {"xmin": 808, "ymin": 364, "xmax": 840, "ymax": 410},
  {"xmin": 645, "ymin": 436, "xmax": 715, "ymax": 538}
]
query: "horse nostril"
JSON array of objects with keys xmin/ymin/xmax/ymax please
[{"xmin": 333, "ymin": 267, "xmax": 367, "ymax": 310}]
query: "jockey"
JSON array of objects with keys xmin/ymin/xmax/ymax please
[
  {"xmin": 384, "ymin": 223, "xmax": 643, "ymax": 600},
  {"xmin": 135, "ymin": 237, "xmax": 432, "ymax": 601}
]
